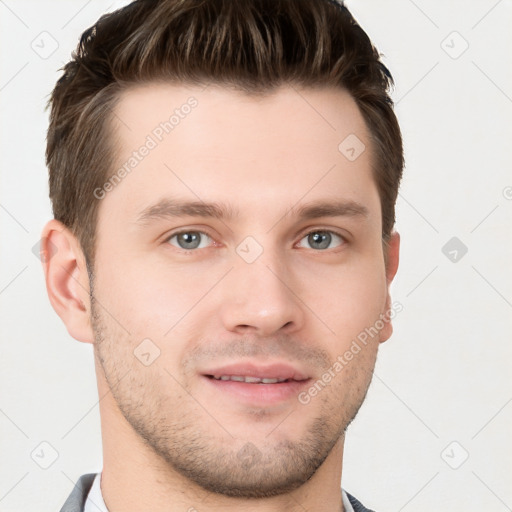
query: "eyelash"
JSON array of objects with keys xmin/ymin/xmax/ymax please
[{"xmin": 164, "ymin": 228, "xmax": 348, "ymax": 252}]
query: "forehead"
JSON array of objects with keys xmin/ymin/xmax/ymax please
[{"xmin": 100, "ymin": 82, "xmax": 380, "ymax": 228}]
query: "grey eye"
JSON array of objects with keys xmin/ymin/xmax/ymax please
[
  {"xmin": 298, "ymin": 231, "xmax": 344, "ymax": 250},
  {"xmin": 168, "ymin": 231, "xmax": 212, "ymax": 250}
]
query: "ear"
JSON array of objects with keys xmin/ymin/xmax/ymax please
[
  {"xmin": 40, "ymin": 219, "xmax": 94, "ymax": 344},
  {"xmin": 379, "ymin": 231, "xmax": 400, "ymax": 343}
]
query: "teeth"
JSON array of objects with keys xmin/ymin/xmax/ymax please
[
  {"xmin": 211, "ymin": 375, "xmax": 288, "ymax": 384},
  {"xmin": 244, "ymin": 376, "xmax": 262, "ymax": 383}
]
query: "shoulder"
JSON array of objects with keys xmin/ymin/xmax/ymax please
[
  {"xmin": 346, "ymin": 491, "xmax": 378, "ymax": 512},
  {"xmin": 59, "ymin": 473, "xmax": 97, "ymax": 512}
]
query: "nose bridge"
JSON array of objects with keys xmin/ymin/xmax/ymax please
[{"xmin": 219, "ymin": 241, "xmax": 304, "ymax": 335}]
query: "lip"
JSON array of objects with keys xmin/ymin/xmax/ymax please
[
  {"xmin": 200, "ymin": 362, "xmax": 311, "ymax": 406},
  {"xmin": 202, "ymin": 362, "xmax": 310, "ymax": 381}
]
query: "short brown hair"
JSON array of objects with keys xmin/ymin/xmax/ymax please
[{"xmin": 46, "ymin": 0, "xmax": 403, "ymax": 270}]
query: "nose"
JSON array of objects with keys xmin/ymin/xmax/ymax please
[{"xmin": 218, "ymin": 249, "xmax": 305, "ymax": 337}]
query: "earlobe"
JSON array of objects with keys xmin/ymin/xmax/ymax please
[
  {"xmin": 379, "ymin": 230, "xmax": 400, "ymax": 343},
  {"xmin": 40, "ymin": 219, "xmax": 94, "ymax": 344}
]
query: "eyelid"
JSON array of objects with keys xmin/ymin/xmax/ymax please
[{"xmin": 164, "ymin": 228, "xmax": 213, "ymax": 240}]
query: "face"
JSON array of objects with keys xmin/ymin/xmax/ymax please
[{"xmin": 90, "ymin": 83, "xmax": 396, "ymax": 498}]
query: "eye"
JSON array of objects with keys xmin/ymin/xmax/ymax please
[
  {"xmin": 166, "ymin": 230, "xmax": 213, "ymax": 250},
  {"xmin": 297, "ymin": 230, "xmax": 346, "ymax": 251}
]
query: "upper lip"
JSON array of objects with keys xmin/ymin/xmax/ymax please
[{"xmin": 201, "ymin": 362, "xmax": 310, "ymax": 381}]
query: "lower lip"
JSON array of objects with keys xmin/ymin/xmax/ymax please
[{"xmin": 202, "ymin": 376, "xmax": 311, "ymax": 405}]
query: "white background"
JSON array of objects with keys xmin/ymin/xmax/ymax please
[{"xmin": 1, "ymin": 1, "xmax": 511, "ymax": 511}]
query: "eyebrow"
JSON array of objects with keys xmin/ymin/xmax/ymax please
[
  {"xmin": 136, "ymin": 198, "xmax": 237, "ymax": 224},
  {"xmin": 135, "ymin": 197, "xmax": 369, "ymax": 225}
]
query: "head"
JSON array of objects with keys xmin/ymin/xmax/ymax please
[{"xmin": 42, "ymin": 0, "xmax": 402, "ymax": 500}]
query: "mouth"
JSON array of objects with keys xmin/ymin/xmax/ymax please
[
  {"xmin": 200, "ymin": 362, "xmax": 311, "ymax": 405},
  {"xmin": 205, "ymin": 375, "xmax": 299, "ymax": 384}
]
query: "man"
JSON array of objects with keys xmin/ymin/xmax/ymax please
[{"xmin": 41, "ymin": 0, "xmax": 403, "ymax": 510}]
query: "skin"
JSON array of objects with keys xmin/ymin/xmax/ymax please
[{"xmin": 42, "ymin": 83, "xmax": 400, "ymax": 512}]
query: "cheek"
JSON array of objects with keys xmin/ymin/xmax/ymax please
[
  {"xmin": 297, "ymin": 256, "xmax": 387, "ymax": 339},
  {"xmin": 93, "ymin": 253, "xmax": 222, "ymax": 346},
  {"xmin": 92, "ymin": 255, "xmax": 170, "ymax": 333}
]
